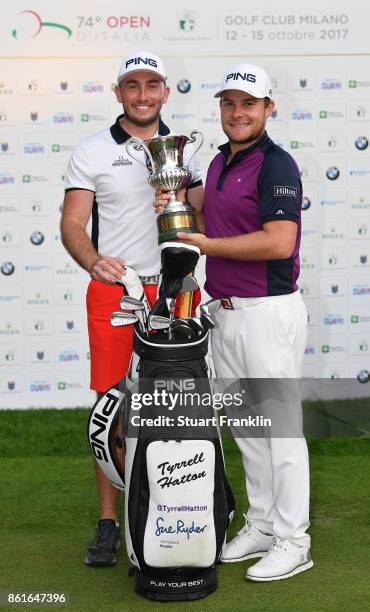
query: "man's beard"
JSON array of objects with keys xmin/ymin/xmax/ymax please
[
  {"xmin": 226, "ymin": 131, "xmax": 262, "ymax": 147},
  {"xmin": 124, "ymin": 109, "xmax": 161, "ymax": 128},
  {"xmin": 223, "ymin": 125, "xmax": 265, "ymax": 147}
]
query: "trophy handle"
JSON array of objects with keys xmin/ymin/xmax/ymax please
[
  {"xmin": 186, "ymin": 130, "xmax": 204, "ymax": 165},
  {"xmin": 126, "ymin": 137, "xmax": 148, "ymax": 169}
]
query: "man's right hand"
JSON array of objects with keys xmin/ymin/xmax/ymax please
[
  {"xmin": 153, "ymin": 188, "xmax": 186, "ymax": 214},
  {"xmin": 90, "ymin": 256, "xmax": 125, "ymax": 285}
]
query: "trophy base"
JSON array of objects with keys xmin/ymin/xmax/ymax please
[{"xmin": 157, "ymin": 201, "xmax": 197, "ymax": 244}]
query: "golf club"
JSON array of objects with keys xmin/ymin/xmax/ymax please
[
  {"xmin": 200, "ymin": 312, "xmax": 215, "ymax": 330},
  {"xmin": 188, "ymin": 316, "xmax": 205, "ymax": 335},
  {"xmin": 149, "ymin": 315, "xmax": 171, "ymax": 330},
  {"xmin": 169, "ymin": 319, "xmax": 196, "ymax": 341},
  {"xmin": 111, "ymin": 311, "xmax": 138, "ymax": 327},
  {"xmin": 180, "ymin": 275, "xmax": 199, "ymax": 293},
  {"xmin": 119, "ymin": 295, "xmax": 145, "ymax": 311}
]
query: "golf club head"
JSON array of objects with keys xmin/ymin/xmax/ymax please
[
  {"xmin": 170, "ymin": 319, "xmax": 196, "ymax": 340},
  {"xmin": 149, "ymin": 315, "xmax": 171, "ymax": 330},
  {"xmin": 181, "ymin": 275, "xmax": 199, "ymax": 293},
  {"xmin": 200, "ymin": 312, "xmax": 215, "ymax": 330},
  {"xmin": 119, "ymin": 295, "xmax": 145, "ymax": 311},
  {"xmin": 111, "ymin": 311, "xmax": 138, "ymax": 327},
  {"xmin": 188, "ymin": 316, "xmax": 204, "ymax": 334},
  {"xmin": 200, "ymin": 303, "xmax": 210, "ymax": 316},
  {"xmin": 117, "ymin": 266, "xmax": 151, "ymax": 319}
]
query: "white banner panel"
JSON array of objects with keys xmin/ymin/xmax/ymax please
[{"xmin": 0, "ymin": 0, "xmax": 369, "ymax": 407}]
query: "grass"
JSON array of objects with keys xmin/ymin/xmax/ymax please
[{"xmin": 0, "ymin": 406, "xmax": 370, "ymax": 611}]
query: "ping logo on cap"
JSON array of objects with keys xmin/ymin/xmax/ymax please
[
  {"xmin": 226, "ymin": 72, "xmax": 257, "ymax": 83},
  {"xmin": 126, "ymin": 56, "xmax": 158, "ymax": 69}
]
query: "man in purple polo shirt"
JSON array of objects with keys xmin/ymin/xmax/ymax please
[{"xmin": 173, "ymin": 63, "xmax": 312, "ymax": 582}]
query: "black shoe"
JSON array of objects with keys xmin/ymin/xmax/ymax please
[{"xmin": 84, "ymin": 519, "xmax": 121, "ymax": 567}]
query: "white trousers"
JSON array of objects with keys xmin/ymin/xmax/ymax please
[{"xmin": 211, "ymin": 290, "xmax": 310, "ymax": 545}]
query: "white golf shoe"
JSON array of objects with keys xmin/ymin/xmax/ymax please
[
  {"xmin": 246, "ymin": 537, "xmax": 313, "ymax": 581},
  {"xmin": 221, "ymin": 517, "xmax": 274, "ymax": 563}
]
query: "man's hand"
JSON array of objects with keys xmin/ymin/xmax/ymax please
[
  {"xmin": 90, "ymin": 256, "xmax": 126, "ymax": 285},
  {"xmin": 153, "ymin": 188, "xmax": 186, "ymax": 214},
  {"xmin": 176, "ymin": 232, "xmax": 210, "ymax": 254}
]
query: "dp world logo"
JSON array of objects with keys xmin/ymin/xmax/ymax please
[
  {"xmin": 1, "ymin": 261, "xmax": 15, "ymax": 276},
  {"xmin": 355, "ymin": 136, "xmax": 368, "ymax": 151},
  {"xmin": 326, "ymin": 166, "xmax": 340, "ymax": 180},
  {"xmin": 12, "ymin": 10, "xmax": 72, "ymax": 39},
  {"xmin": 178, "ymin": 10, "xmax": 195, "ymax": 31},
  {"xmin": 177, "ymin": 79, "xmax": 191, "ymax": 94},
  {"xmin": 30, "ymin": 231, "xmax": 44, "ymax": 245}
]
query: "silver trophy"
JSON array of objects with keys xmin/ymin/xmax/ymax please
[{"xmin": 126, "ymin": 131, "xmax": 203, "ymax": 243}]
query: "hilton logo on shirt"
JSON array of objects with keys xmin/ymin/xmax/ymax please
[{"xmin": 274, "ymin": 186, "xmax": 297, "ymax": 198}]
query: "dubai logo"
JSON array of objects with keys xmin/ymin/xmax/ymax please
[
  {"xmin": 12, "ymin": 10, "xmax": 72, "ymax": 39},
  {"xmin": 178, "ymin": 10, "xmax": 195, "ymax": 31}
]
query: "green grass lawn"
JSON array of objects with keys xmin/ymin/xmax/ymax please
[{"xmin": 0, "ymin": 408, "xmax": 369, "ymax": 612}]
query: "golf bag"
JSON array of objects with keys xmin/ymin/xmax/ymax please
[
  {"xmin": 88, "ymin": 326, "xmax": 234, "ymax": 601},
  {"xmin": 124, "ymin": 327, "xmax": 234, "ymax": 601}
]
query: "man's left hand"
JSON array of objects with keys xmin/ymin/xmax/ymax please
[{"xmin": 176, "ymin": 231, "xmax": 211, "ymax": 254}]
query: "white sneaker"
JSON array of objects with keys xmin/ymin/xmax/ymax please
[
  {"xmin": 221, "ymin": 516, "xmax": 274, "ymax": 563},
  {"xmin": 246, "ymin": 537, "xmax": 313, "ymax": 581}
]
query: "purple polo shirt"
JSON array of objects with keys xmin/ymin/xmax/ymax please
[{"xmin": 204, "ymin": 132, "xmax": 302, "ymax": 298}]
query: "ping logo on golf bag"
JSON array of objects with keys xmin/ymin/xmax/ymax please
[
  {"xmin": 126, "ymin": 57, "xmax": 158, "ymax": 69},
  {"xmin": 226, "ymin": 72, "xmax": 256, "ymax": 83},
  {"xmin": 89, "ymin": 391, "xmax": 120, "ymax": 462},
  {"xmin": 154, "ymin": 379, "xmax": 195, "ymax": 391}
]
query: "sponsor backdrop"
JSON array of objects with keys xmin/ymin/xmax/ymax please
[{"xmin": 0, "ymin": 0, "xmax": 369, "ymax": 407}]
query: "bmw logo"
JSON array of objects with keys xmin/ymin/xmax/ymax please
[
  {"xmin": 177, "ymin": 79, "xmax": 191, "ymax": 94},
  {"xmin": 30, "ymin": 231, "xmax": 44, "ymax": 245},
  {"xmin": 355, "ymin": 136, "xmax": 368, "ymax": 151},
  {"xmin": 1, "ymin": 261, "xmax": 15, "ymax": 275},
  {"xmin": 357, "ymin": 369, "xmax": 369, "ymax": 384},
  {"xmin": 326, "ymin": 166, "xmax": 340, "ymax": 180},
  {"xmin": 302, "ymin": 197, "xmax": 311, "ymax": 211}
]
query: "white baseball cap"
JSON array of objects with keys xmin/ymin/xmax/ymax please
[
  {"xmin": 215, "ymin": 63, "xmax": 272, "ymax": 99},
  {"xmin": 117, "ymin": 51, "xmax": 167, "ymax": 84}
]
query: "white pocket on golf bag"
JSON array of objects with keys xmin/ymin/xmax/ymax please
[{"xmin": 143, "ymin": 440, "xmax": 216, "ymax": 568}]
